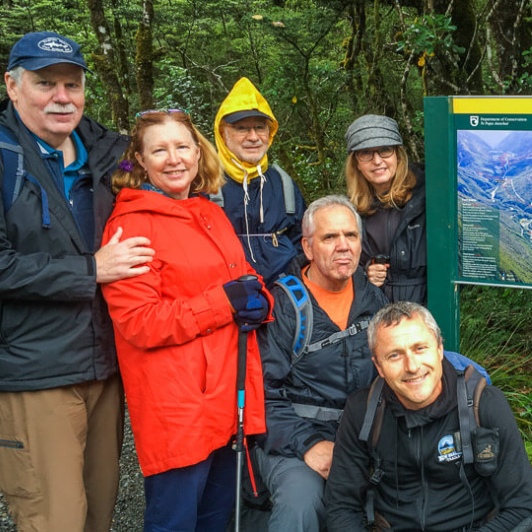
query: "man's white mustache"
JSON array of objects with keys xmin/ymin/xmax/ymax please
[{"xmin": 44, "ymin": 104, "xmax": 78, "ymax": 114}]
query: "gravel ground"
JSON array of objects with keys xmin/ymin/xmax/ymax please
[{"xmin": 0, "ymin": 408, "xmax": 146, "ymax": 532}]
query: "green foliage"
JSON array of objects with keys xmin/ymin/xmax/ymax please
[
  {"xmin": 396, "ymin": 14, "xmax": 464, "ymax": 58},
  {"xmin": 504, "ymin": 47, "xmax": 532, "ymax": 94},
  {"xmin": 460, "ymin": 285, "xmax": 532, "ymax": 451}
]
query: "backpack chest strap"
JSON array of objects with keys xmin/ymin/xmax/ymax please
[{"xmin": 305, "ymin": 320, "xmax": 369, "ymax": 353}]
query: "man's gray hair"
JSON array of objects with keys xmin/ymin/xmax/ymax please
[
  {"xmin": 367, "ymin": 301, "xmax": 442, "ymax": 352},
  {"xmin": 7, "ymin": 66, "xmax": 24, "ymax": 85},
  {"xmin": 7, "ymin": 66, "xmax": 86, "ymax": 87},
  {"xmin": 302, "ymin": 194, "xmax": 362, "ymax": 242}
]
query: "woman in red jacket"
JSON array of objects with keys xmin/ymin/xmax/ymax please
[{"xmin": 102, "ymin": 109, "xmax": 271, "ymax": 532}]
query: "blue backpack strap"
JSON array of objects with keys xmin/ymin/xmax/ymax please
[
  {"xmin": 274, "ymin": 274, "xmax": 313, "ymax": 363},
  {"xmin": 0, "ymin": 126, "xmax": 26, "ymax": 214},
  {"xmin": 275, "ymin": 273, "xmax": 370, "ymax": 365}
]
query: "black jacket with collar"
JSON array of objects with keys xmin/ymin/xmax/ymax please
[
  {"xmin": 0, "ymin": 101, "xmax": 129, "ymax": 391},
  {"xmin": 361, "ymin": 164, "xmax": 427, "ymax": 305},
  {"xmin": 326, "ymin": 358, "xmax": 532, "ymax": 531},
  {"xmin": 257, "ymin": 254, "xmax": 388, "ymax": 459}
]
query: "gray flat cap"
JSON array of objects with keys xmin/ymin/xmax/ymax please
[{"xmin": 345, "ymin": 114, "xmax": 403, "ymax": 152}]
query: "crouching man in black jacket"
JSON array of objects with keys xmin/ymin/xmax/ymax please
[{"xmin": 326, "ymin": 301, "xmax": 532, "ymax": 532}]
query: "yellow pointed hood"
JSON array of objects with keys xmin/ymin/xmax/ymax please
[{"xmin": 214, "ymin": 77, "xmax": 279, "ymax": 183}]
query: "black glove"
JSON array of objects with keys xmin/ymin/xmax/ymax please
[
  {"xmin": 223, "ymin": 278, "xmax": 268, "ymax": 331},
  {"xmin": 223, "ymin": 278, "xmax": 263, "ymax": 313}
]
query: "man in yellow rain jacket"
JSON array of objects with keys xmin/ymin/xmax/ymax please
[{"xmin": 213, "ymin": 77, "xmax": 306, "ymax": 287}]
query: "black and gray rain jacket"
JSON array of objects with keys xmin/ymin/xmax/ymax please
[{"xmin": 0, "ymin": 101, "xmax": 128, "ymax": 391}]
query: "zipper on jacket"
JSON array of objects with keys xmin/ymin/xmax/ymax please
[{"xmin": 0, "ymin": 439, "xmax": 24, "ymax": 449}]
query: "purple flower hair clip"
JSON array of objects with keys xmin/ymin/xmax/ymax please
[{"xmin": 119, "ymin": 159, "xmax": 134, "ymax": 173}]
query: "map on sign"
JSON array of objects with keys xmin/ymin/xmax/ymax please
[{"xmin": 457, "ymin": 129, "xmax": 532, "ymax": 284}]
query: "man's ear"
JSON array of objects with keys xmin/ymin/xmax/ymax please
[
  {"xmin": 4, "ymin": 73, "xmax": 18, "ymax": 103},
  {"xmin": 438, "ymin": 339, "xmax": 444, "ymax": 361},
  {"xmin": 372, "ymin": 356, "xmax": 385, "ymax": 378},
  {"xmin": 302, "ymin": 237, "xmax": 313, "ymax": 261}
]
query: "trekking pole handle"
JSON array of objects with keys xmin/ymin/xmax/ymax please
[{"xmin": 236, "ymin": 274, "xmax": 258, "ymax": 282}]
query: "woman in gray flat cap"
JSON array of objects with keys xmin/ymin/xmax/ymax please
[{"xmin": 344, "ymin": 114, "xmax": 427, "ymax": 305}]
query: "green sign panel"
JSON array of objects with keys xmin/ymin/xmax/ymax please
[{"xmin": 424, "ymin": 97, "xmax": 532, "ymax": 349}]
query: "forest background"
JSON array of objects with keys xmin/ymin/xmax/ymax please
[{"xmin": 0, "ymin": 0, "xmax": 531, "ymax": 453}]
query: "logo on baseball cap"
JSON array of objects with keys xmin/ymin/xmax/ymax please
[{"xmin": 7, "ymin": 31, "xmax": 89, "ymax": 72}]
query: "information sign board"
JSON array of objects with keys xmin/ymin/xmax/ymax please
[{"xmin": 424, "ymin": 97, "xmax": 532, "ymax": 349}]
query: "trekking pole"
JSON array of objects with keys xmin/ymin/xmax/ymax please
[{"xmin": 234, "ymin": 274, "xmax": 258, "ymax": 532}]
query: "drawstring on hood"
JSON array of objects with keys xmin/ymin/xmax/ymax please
[{"xmin": 240, "ymin": 162, "xmax": 267, "ymax": 263}]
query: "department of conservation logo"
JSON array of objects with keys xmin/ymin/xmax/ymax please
[{"xmin": 470, "ymin": 115, "xmax": 479, "ymax": 127}]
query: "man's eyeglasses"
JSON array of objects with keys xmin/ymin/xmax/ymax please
[
  {"xmin": 135, "ymin": 108, "xmax": 188, "ymax": 119},
  {"xmin": 227, "ymin": 124, "xmax": 270, "ymax": 136},
  {"xmin": 355, "ymin": 146, "xmax": 396, "ymax": 162}
]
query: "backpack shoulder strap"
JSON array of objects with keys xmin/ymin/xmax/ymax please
[
  {"xmin": 274, "ymin": 274, "xmax": 313, "ymax": 363},
  {"xmin": 464, "ymin": 365, "xmax": 487, "ymax": 427},
  {"xmin": 305, "ymin": 319, "xmax": 370, "ymax": 354},
  {"xmin": 457, "ymin": 365, "xmax": 487, "ymax": 464},
  {"xmin": 209, "ymin": 188, "xmax": 225, "ymax": 208},
  {"xmin": 271, "ymin": 163, "xmax": 296, "ymax": 214},
  {"xmin": 359, "ymin": 376, "xmax": 385, "ymax": 444},
  {"xmin": 359, "ymin": 376, "xmax": 386, "ymax": 527},
  {"xmin": 0, "ymin": 125, "xmax": 26, "ymax": 214}
]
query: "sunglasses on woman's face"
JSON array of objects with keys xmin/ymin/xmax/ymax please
[{"xmin": 135, "ymin": 108, "xmax": 188, "ymax": 119}]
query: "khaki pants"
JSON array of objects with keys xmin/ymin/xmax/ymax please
[{"xmin": 0, "ymin": 375, "xmax": 124, "ymax": 532}]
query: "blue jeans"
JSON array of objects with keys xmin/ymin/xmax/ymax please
[
  {"xmin": 144, "ymin": 444, "xmax": 236, "ymax": 532},
  {"xmin": 254, "ymin": 447, "xmax": 326, "ymax": 532}
]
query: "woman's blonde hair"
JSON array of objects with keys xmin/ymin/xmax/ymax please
[
  {"xmin": 345, "ymin": 146, "xmax": 417, "ymax": 215},
  {"xmin": 112, "ymin": 110, "xmax": 224, "ymax": 195}
]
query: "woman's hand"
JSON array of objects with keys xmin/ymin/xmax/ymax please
[{"xmin": 366, "ymin": 263, "xmax": 389, "ymax": 287}]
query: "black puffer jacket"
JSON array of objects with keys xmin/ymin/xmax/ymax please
[
  {"xmin": 326, "ymin": 358, "xmax": 532, "ymax": 531},
  {"xmin": 362, "ymin": 165, "xmax": 426, "ymax": 305},
  {"xmin": 257, "ymin": 255, "xmax": 388, "ymax": 458},
  {"xmin": 0, "ymin": 101, "xmax": 129, "ymax": 392}
]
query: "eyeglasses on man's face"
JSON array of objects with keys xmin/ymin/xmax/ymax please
[
  {"xmin": 355, "ymin": 146, "xmax": 396, "ymax": 162},
  {"xmin": 227, "ymin": 123, "xmax": 270, "ymax": 137}
]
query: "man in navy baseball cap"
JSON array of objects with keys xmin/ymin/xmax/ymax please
[
  {"xmin": 7, "ymin": 31, "xmax": 89, "ymax": 71},
  {"xmin": 0, "ymin": 31, "xmax": 155, "ymax": 532}
]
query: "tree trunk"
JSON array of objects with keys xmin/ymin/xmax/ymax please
[
  {"xmin": 136, "ymin": 0, "xmax": 155, "ymax": 111},
  {"xmin": 86, "ymin": 0, "xmax": 129, "ymax": 132}
]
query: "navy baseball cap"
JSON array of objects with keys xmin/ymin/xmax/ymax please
[
  {"xmin": 7, "ymin": 32, "xmax": 89, "ymax": 72},
  {"xmin": 223, "ymin": 109, "xmax": 271, "ymax": 123}
]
